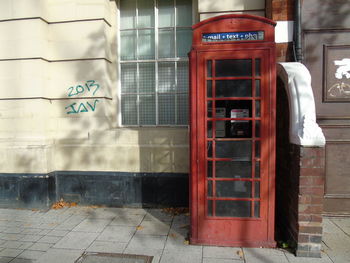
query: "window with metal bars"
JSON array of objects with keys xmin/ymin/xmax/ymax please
[{"xmin": 119, "ymin": 0, "xmax": 192, "ymax": 126}]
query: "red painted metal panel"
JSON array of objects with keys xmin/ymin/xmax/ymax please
[{"xmin": 189, "ymin": 14, "xmax": 276, "ymax": 247}]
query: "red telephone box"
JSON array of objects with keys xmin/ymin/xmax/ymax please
[{"xmin": 189, "ymin": 14, "xmax": 276, "ymax": 247}]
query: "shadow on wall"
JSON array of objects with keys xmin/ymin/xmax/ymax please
[
  {"xmin": 51, "ymin": 21, "xmax": 189, "ymax": 208},
  {"xmin": 303, "ymin": 0, "xmax": 350, "ymax": 64}
]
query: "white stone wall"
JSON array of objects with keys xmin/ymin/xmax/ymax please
[
  {"xmin": 198, "ymin": 0, "xmax": 265, "ymax": 20},
  {"xmin": 0, "ymin": 0, "xmax": 270, "ymax": 174}
]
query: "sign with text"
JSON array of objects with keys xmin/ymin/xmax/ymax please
[{"xmin": 202, "ymin": 31, "xmax": 264, "ymax": 42}]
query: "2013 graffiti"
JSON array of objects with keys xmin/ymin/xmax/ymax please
[
  {"xmin": 65, "ymin": 80, "xmax": 100, "ymax": 114},
  {"xmin": 67, "ymin": 80, "xmax": 100, "ymax": 97}
]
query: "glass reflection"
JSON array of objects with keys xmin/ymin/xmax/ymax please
[
  {"xmin": 216, "ymin": 200, "xmax": 251, "ymax": 217},
  {"xmin": 215, "ymin": 161, "xmax": 252, "ymax": 178},
  {"xmin": 216, "ymin": 59, "xmax": 252, "ymax": 77},
  {"xmin": 254, "ymin": 202, "xmax": 260, "ymax": 218},
  {"xmin": 216, "ymin": 141, "xmax": 251, "ymax": 160},
  {"xmin": 255, "ymin": 80, "xmax": 260, "ymax": 97},
  {"xmin": 207, "ymin": 81, "xmax": 212, "ymax": 98},
  {"xmin": 216, "ymin": 181, "xmax": 252, "ymax": 198},
  {"xmin": 256, "ymin": 100, "xmax": 261, "ymax": 117},
  {"xmin": 215, "ymin": 80, "xmax": 252, "ymax": 97},
  {"xmin": 207, "ymin": 60, "xmax": 212, "ymax": 77},
  {"xmin": 255, "ymin": 59, "xmax": 261, "ymax": 76},
  {"xmin": 207, "ymin": 161, "xmax": 212, "ymax": 177},
  {"xmin": 254, "ymin": 181, "xmax": 260, "ymax": 198},
  {"xmin": 255, "ymin": 162, "xmax": 260, "ymax": 178},
  {"xmin": 255, "ymin": 141, "xmax": 260, "ymax": 158},
  {"xmin": 207, "ymin": 180, "xmax": 213, "ymax": 197}
]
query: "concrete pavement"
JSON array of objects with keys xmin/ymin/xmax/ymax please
[{"xmin": 0, "ymin": 206, "xmax": 349, "ymax": 263}]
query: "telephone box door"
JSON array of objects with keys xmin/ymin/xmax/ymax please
[
  {"xmin": 194, "ymin": 50, "xmax": 274, "ymax": 246},
  {"xmin": 189, "ymin": 15, "xmax": 276, "ymax": 247}
]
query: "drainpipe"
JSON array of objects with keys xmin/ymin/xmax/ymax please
[{"xmin": 294, "ymin": 0, "xmax": 303, "ymax": 62}]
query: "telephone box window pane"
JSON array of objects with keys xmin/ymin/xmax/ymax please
[
  {"xmin": 207, "ymin": 81, "xmax": 212, "ymax": 98},
  {"xmin": 120, "ymin": 0, "xmax": 136, "ymax": 30},
  {"xmin": 207, "ymin": 161, "xmax": 212, "ymax": 178},
  {"xmin": 216, "ymin": 181, "xmax": 252, "ymax": 198},
  {"xmin": 256, "ymin": 100, "xmax": 261, "ymax": 117},
  {"xmin": 255, "ymin": 141, "xmax": 260, "ymax": 158},
  {"xmin": 216, "ymin": 200, "xmax": 251, "ymax": 217},
  {"xmin": 255, "ymin": 161, "xmax": 260, "ymax": 178},
  {"xmin": 138, "ymin": 29, "xmax": 155, "ymax": 60},
  {"xmin": 255, "ymin": 80, "xmax": 260, "ymax": 97},
  {"xmin": 207, "ymin": 101, "xmax": 212, "ymax": 117},
  {"xmin": 214, "ymin": 121, "xmax": 226, "ymax": 138},
  {"xmin": 216, "ymin": 161, "xmax": 252, "ymax": 178},
  {"xmin": 121, "ymin": 95, "xmax": 137, "ymax": 125},
  {"xmin": 215, "ymin": 100, "xmax": 252, "ymax": 119},
  {"xmin": 254, "ymin": 202, "xmax": 260, "ymax": 218},
  {"xmin": 176, "ymin": 0, "xmax": 192, "ymax": 27},
  {"xmin": 208, "ymin": 200, "xmax": 213, "ymax": 216},
  {"xmin": 121, "ymin": 64, "xmax": 137, "ymax": 93},
  {"xmin": 207, "ymin": 121, "xmax": 212, "ymax": 138},
  {"xmin": 121, "ymin": 31, "xmax": 136, "ymax": 60},
  {"xmin": 213, "ymin": 120, "xmax": 251, "ymax": 138},
  {"xmin": 158, "ymin": 0, "xmax": 174, "ymax": 27},
  {"xmin": 139, "ymin": 63, "xmax": 155, "ymax": 93},
  {"xmin": 177, "ymin": 28, "xmax": 192, "ymax": 57},
  {"xmin": 215, "ymin": 80, "xmax": 252, "ymax": 97},
  {"xmin": 207, "ymin": 60, "xmax": 212, "ymax": 77},
  {"xmin": 254, "ymin": 181, "xmax": 260, "ymax": 198},
  {"xmin": 159, "ymin": 29, "xmax": 175, "ymax": 58},
  {"xmin": 158, "ymin": 94, "xmax": 175, "ymax": 124},
  {"xmin": 255, "ymin": 59, "xmax": 261, "ymax": 76},
  {"xmin": 207, "ymin": 141, "xmax": 212, "ymax": 158},
  {"xmin": 255, "ymin": 120, "xmax": 260, "ymax": 138},
  {"xmin": 229, "ymin": 120, "xmax": 252, "ymax": 138},
  {"xmin": 215, "ymin": 59, "xmax": 252, "ymax": 77},
  {"xmin": 216, "ymin": 141, "xmax": 251, "ymax": 159},
  {"xmin": 139, "ymin": 95, "xmax": 156, "ymax": 125},
  {"xmin": 207, "ymin": 180, "xmax": 213, "ymax": 197}
]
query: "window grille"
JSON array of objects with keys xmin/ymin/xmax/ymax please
[{"xmin": 120, "ymin": 0, "xmax": 192, "ymax": 126}]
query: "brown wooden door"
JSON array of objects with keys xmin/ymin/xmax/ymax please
[
  {"xmin": 193, "ymin": 49, "xmax": 275, "ymax": 246},
  {"xmin": 302, "ymin": 0, "xmax": 350, "ymax": 215}
]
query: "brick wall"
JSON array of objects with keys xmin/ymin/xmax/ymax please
[
  {"xmin": 276, "ymin": 78, "xmax": 325, "ymax": 258},
  {"xmin": 266, "ymin": 0, "xmax": 295, "ymax": 62},
  {"xmin": 297, "ymin": 147, "xmax": 325, "ymax": 257},
  {"xmin": 267, "ymin": 0, "xmax": 295, "ymax": 20}
]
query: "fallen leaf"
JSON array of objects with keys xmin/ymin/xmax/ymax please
[
  {"xmin": 236, "ymin": 250, "xmax": 244, "ymax": 258},
  {"xmin": 51, "ymin": 199, "xmax": 78, "ymax": 209},
  {"xmin": 136, "ymin": 225, "xmax": 144, "ymax": 231},
  {"xmin": 183, "ymin": 240, "xmax": 189, "ymax": 245},
  {"xmin": 162, "ymin": 207, "xmax": 189, "ymax": 216}
]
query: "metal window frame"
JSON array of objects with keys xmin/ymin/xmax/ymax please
[{"xmin": 119, "ymin": 0, "xmax": 191, "ymax": 127}]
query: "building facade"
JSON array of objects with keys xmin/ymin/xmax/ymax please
[{"xmin": 0, "ymin": 0, "xmax": 348, "ymax": 218}]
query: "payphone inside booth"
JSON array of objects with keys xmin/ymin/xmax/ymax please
[{"xmin": 189, "ymin": 15, "xmax": 276, "ymax": 247}]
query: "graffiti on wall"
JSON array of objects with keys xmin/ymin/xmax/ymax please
[
  {"xmin": 324, "ymin": 45, "xmax": 350, "ymax": 101},
  {"xmin": 65, "ymin": 80, "xmax": 100, "ymax": 114}
]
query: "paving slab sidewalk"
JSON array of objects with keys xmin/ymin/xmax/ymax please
[{"xmin": 0, "ymin": 207, "xmax": 349, "ymax": 263}]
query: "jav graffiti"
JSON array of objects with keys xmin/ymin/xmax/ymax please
[
  {"xmin": 65, "ymin": 80, "xmax": 101, "ymax": 114},
  {"xmin": 65, "ymin": 99, "xmax": 99, "ymax": 114}
]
